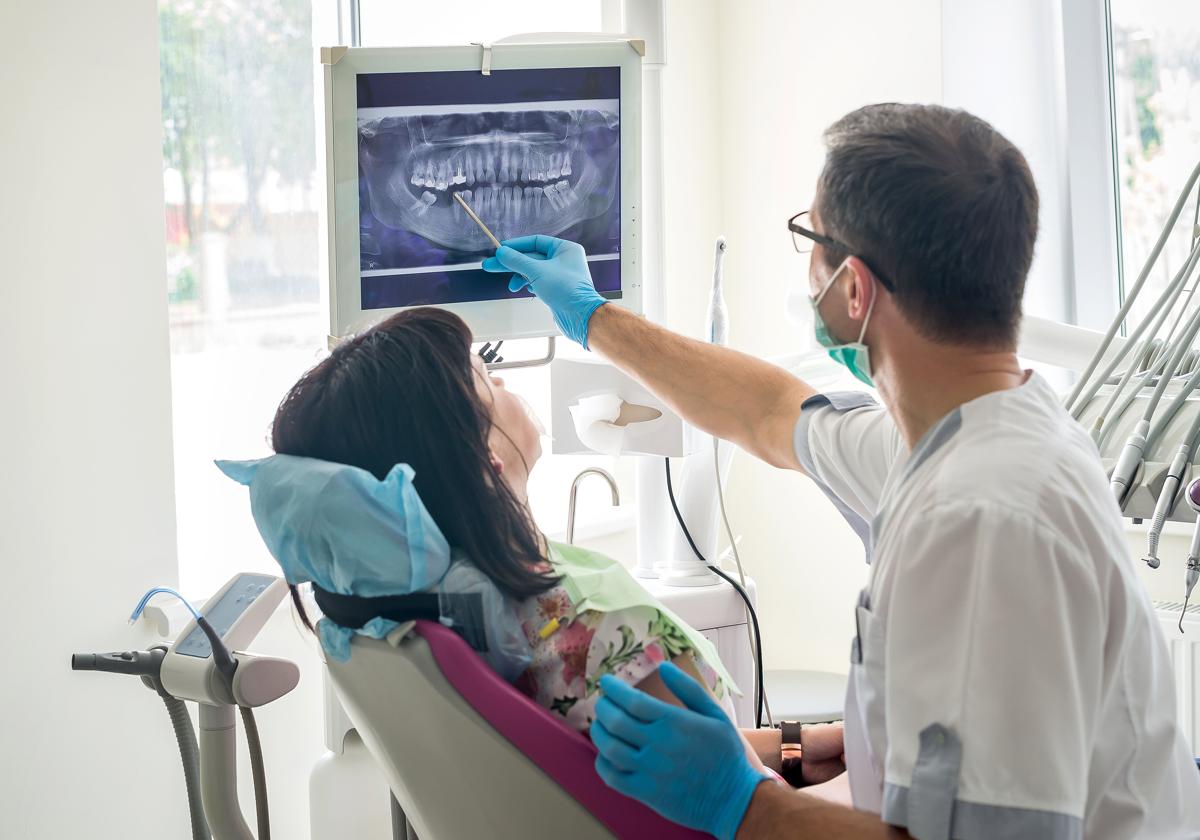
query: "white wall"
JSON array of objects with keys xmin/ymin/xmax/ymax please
[
  {"xmin": 710, "ymin": 0, "xmax": 944, "ymax": 674},
  {"xmin": 942, "ymin": 0, "xmax": 1075, "ymax": 326},
  {"xmin": 658, "ymin": 0, "xmax": 727, "ymax": 338},
  {"xmin": 0, "ymin": 3, "xmax": 326, "ymax": 837},
  {"xmin": 0, "ymin": 1, "xmax": 185, "ymax": 834}
]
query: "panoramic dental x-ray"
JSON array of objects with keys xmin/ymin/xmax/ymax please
[{"xmin": 356, "ymin": 67, "xmax": 622, "ymax": 309}]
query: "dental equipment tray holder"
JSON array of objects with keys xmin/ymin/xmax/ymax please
[
  {"xmin": 320, "ymin": 37, "xmax": 645, "ymax": 350},
  {"xmin": 71, "ymin": 573, "xmax": 300, "ymax": 840},
  {"xmin": 1083, "ymin": 378, "xmax": 1200, "ymax": 524}
]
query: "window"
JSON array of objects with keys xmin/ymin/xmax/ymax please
[
  {"xmin": 160, "ymin": 0, "xmax": 326, "ymax": 595},
  {"xmin": 160, "ymin": 0, "xmax": 621, "ymax": 595},
  {"xmin": 1109, "ymin": 0, "xmax": 1200, "ymax": 325}
]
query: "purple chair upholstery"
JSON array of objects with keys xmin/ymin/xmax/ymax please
[{"xmin": 413, "ymin": 620, "xmax": 711, "ymax": 839}]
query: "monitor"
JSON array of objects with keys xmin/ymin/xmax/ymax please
[{"xmin": 322, "ymin": 41, "xmax": 644, "ymax": 341}]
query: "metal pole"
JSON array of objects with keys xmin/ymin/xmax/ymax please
[{"xmin": 338, "ymin": 0, "xmax": 361, "ymax": 47}]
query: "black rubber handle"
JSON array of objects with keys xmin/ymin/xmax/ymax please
[{"xmin": 71, "ymin": 648, "xmax": 164, "ymax": 678}]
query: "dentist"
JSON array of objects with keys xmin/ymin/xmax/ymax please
[{"xmin": 482, "ymin": 103, "xmax": 1200, "ymax": 839}]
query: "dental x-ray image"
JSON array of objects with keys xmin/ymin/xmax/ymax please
[{"xmin": 356, "ymin": 67, "xmax": 623, "ymax": 310}]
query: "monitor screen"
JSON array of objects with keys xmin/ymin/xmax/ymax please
[{"xmin": 356, "ymin": 66, "xmax": 622, "ymax": 310}]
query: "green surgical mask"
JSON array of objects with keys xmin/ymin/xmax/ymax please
[{"xmin": 811, "ymin": 259, "xmax": 877, "ymax": 387}]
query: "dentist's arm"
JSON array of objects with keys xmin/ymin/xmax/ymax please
[
  {"xmin": 589, "ymin": 305, "xmax": 815, "ymax": 471},
  {"xmin": 482, "ymin": 236, "xmax": 815, "ymax": 471},
  {"xmin": 737, "ymin": 782, "xmax": 909, "ymax": 839}
]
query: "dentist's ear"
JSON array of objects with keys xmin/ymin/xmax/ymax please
[
  {"xmin": 844, "ymin": 257, "xmax": 876, "ymax": 320},
  {"xmin": 488, "ymin": 451, "xmax": 505, "ymax": 475}
]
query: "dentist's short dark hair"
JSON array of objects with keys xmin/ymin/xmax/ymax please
[{"xmin": 816, "ymin": 103, "xmax": 1038, "ymax": 348}]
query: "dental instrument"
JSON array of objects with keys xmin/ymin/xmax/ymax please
[
  {"xmin": 1110, "ymin": 302, "xmax": 1200, "ymax": 504},
  {"xmin": 1180, "ymin": 479, "xmax": 1200, "ymax": 633},
  {"xmin": 453, "ymin": 191, "xmax": 502, "ymax": 250},
  {"xmin": 73, "ymin": 574, "xmax": 298, "ymax": 840},
  {"xmin": 707, "ymin": 236, "xmax": 728, "ymax": 346},
  {"xmin": 705, "ymin": 235, "xmax": 772, "ymax": 725}
]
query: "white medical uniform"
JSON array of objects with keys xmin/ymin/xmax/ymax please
[{"xmin": 794, "ymin": 372, "xmax": 1200, "ymax": 840}]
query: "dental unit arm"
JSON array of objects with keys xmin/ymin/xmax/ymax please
[
  {"xmin": 72, "ymin": 573, "xmax": 299, "ymax": 840},
  {"xmin": 1062, "ymin": 157, "xmax": 1200, "ymax": 631}
]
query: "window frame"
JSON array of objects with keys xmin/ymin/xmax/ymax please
[{"xmin": 1060, "ymin": 0, "xmax": 1124, "ymax": 331}]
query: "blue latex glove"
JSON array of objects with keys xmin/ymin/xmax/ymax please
[
  {"xmin": 480, "ymin": 235, "xmax": 607, "ymax": 348},
  {"xmin": 591, "ymin": 662, "xmax": 771, "ymax": 840}
]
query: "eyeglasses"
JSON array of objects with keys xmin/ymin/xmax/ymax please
[
  {"xmin": 787, "ymin": 210, "xmax": 895, "ymax": 292},
  {"xmin": 788, "ymin": 210, "xmax": 844, "ymax": 255}
]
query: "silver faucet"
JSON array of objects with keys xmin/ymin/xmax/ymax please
[{"xmin": 567, "ymin": 468, "xmax": 620, "ymax": 544}]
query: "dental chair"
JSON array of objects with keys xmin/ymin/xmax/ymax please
[{"xmin": 325, "ymin": 619, "xmax": 710, "ymax": 840}]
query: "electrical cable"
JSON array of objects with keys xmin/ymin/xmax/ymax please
[
  {"xmin": 1066, "ymin": 159, "xmax": 1200, "ymax": 414},
  {"xmin": 240, "ymin": 706, "xmax": 271, "ymax": 840},
  {"xmin": 664, "ymin": 457, "xmax": 765, "ymax": 729},
  {"xmin": 713, "ymin": 438, "xmax": 772, "ymax": 727}
]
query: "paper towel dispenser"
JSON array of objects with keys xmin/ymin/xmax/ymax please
[{"xmin": 550, "ymin": 356, "xmax": 701, "ymax": 457}]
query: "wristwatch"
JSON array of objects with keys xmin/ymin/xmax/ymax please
[
  {"xmin": 778, "ymin": 721, "xmax": 807, "ymax": 788},
  {"xmin": 780, "ymin": 720, "xmax": 804, "ymax": 752}
]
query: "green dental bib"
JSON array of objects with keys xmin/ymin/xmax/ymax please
[{"xmin": 547, "ymin": 540, "xmax": 740, "ymax": 695}]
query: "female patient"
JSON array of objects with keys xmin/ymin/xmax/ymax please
[{"xmin": 262, "ymin": 306, "xmax": 736, "ymax": 732}]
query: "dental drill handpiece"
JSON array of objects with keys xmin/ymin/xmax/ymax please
[
  {"xmin": 1180, "ymin": 478, "xmax": 1200, "ymax": 633},
  {"xmin": 1144, "ymin": 445, "xmax": 1191, "ymax": 568},
  {"xmin": 706, "ymin": 236, "xmax": 728, "ymax": 346}
]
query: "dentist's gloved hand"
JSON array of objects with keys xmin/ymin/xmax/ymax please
[
  {"xmin": 591, "ymin": 662, "xmax": 772, "ymax": 840},
  {"xmin": 480, "ymin": 235, "xmax": 607, "ymax": 348}
]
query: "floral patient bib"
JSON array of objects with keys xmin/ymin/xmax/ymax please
[{"xmin": 512, "ymin": 541, "xmax": 737, "ymax": 731}]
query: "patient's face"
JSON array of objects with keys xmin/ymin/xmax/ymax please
[{"xmin": 472, "ymin": 356, "xmax": 542, "ymax": 487}]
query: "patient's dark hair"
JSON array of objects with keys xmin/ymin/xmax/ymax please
[{"xmin": 271, "ymin": 307, "xmax": 556, "ymax": 630}]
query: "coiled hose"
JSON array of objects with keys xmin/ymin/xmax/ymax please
[{"xmin": 162, "ymin": 694, "xmax": 211, "ymax": 840}]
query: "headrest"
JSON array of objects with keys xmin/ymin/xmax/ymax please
[{"xmin": 216, "ymin": 454, "xmax": 530, "ymax": 679}]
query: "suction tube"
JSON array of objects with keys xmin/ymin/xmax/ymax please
[
  {"xmin": 1066, "ymin": 159, "xmax": 1200, "ymax": 413},
  {"xmin": 1093, "ymin": 241, "xmax": 1200, "ymax": 442},
  {"xmin": 240, "ymin": 706, "xmax": 271, "ymax": 840},
  {"xmin": 164, "ymin": 694, "xmax": 212, "ymax": 840}
]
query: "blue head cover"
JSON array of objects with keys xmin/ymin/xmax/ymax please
[
  {"xmin": 216, "ymin": 455, "xmax": 452, "ymax": 661},
  {"xmin": 216, "ymin": 454, "xmax": 533, "ymax": 680}
]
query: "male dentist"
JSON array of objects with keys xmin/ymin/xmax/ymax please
[{"xmin": 483, "ymin": 103, "xmax": 1200, "ymax": 839}]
